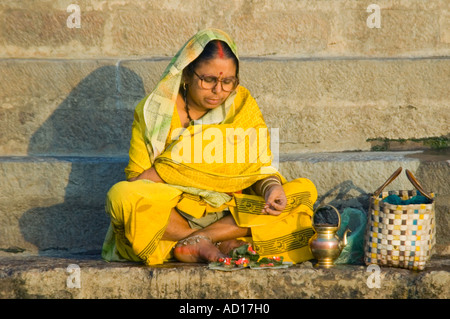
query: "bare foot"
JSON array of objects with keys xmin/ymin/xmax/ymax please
[
  {"xmin": 174, "ymin": 235, "xmax": 227, "ymax": 263},
  {"xmin": 217, "ymin": 239, "xmax": 248, "ymax": 255}
]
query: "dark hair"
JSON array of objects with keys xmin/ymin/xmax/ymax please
[{"xmin": 184, "ymin": 40, "xmax": 239, "ymax": 78}]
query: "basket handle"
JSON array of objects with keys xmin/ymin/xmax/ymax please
[
  {"xmin": 373, "ymin": 167, "xmax": 403, "ymax": 198},
  {"xmin": 405, "ymin": 169, "xmax": 433, "ymax": 201},
  {"xmin": 373, "ymin": 167, "xmax": 433, "ymax": 201}
]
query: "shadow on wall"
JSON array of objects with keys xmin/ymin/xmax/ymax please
[
  {"xmin": 19, "ymin": 65, "xmax": 146, "ymax": 257},
  {"xmin": 314, "ymin": 180, "xmax": 370, "ymax": 224}
]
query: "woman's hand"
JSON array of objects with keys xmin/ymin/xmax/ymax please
[
  {"xmin": 262, "ymin": 184, "xmax": 287, "ymax": 216},
  {"xmin": 128, "ymin": 166, "xmax": 164, "ymax": 183}
]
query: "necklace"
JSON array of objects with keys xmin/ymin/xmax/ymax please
[
  {"xmin": 183, "ymin": 86, "xmax": 210, "ymax": 124},
  {"xmin": 184, "ymin": 93, "xmax": 193, "ymax": 123}
]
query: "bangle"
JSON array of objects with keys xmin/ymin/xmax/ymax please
[
  {"xmin": 259, "ymin": 177, "xmax": 280, "ymax": 189},
  {"xmin": 253, "ymin": 176, "xmax": 280, "ymax": 196},
  {"xmin": 259, "ymin": 176, "xmax": 281, "ymax": 197},
  {"xmin": 261, "ymin": 182, "xmax": 278, "ymax": 197}
]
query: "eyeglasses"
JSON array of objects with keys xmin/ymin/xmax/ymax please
[{"xmin": 193, "ymin": 70, "xmax": 239, "ymax": 92}]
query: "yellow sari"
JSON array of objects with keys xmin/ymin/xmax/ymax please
[{"xmin": 102, "ymin": 29, "xmax": 317, "ymax": 265}]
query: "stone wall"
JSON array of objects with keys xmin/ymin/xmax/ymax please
[
  {"xmin": 1, "ymin": 0, "xmax": 448, "ymax": 155},
  {"xmin": 0, "ymin": 0, "xmax": 449, "ymax": 255}
]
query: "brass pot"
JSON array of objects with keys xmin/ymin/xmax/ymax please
[{"xmin": 308, "ymin": 205, "xmax": 350, "ymax": 268}]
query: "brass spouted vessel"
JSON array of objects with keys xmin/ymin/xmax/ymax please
[{"xmin": 309, "ymin": 205, "xmax": 350, "ymax": 268}]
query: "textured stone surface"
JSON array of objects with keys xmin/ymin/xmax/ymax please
[
  {"xmin": 0, "ymin": 60, "xmax": 141, "ymax": 156},
  {"xmin": 0, "ymin": 1, "xmax": 106, "ymax": 58},
  {"xmin": 1, "ymin": 58, "xmax": 448, "ymax": 155},
  {"xmin": 0, "ymin": 156, "xmax": 126, "ymax": 252},
  {"xmin": 243, "ymin": 58, "xmax": 450, "ymax": 153},
  {"xmin": 0, "ymin": 255, "xmax": 448, "ymax": 299},
  {"xmin": 0, "ymin": 0, "xmax": 448, "ymax": 58}
]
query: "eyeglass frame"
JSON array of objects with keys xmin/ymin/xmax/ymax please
[{"xmin": 192, "ymin": 70, "xmax": 239, "ymax": 92}]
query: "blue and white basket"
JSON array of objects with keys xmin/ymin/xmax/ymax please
[{"xmin": 364, "ymin": 168, "xmax": 435, "ymax": 271}]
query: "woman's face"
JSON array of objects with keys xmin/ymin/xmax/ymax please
[{"xmin": 184, "ymin": 57, "xmax": 237, "ymax": 112}]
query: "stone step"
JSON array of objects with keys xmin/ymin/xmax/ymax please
[
  {"xmin": 0, "ymin": 255, "xmax": 449, "ymax": 299},
  {"xmin": 1, "ymin": 58, "xmax": 449, "ymax": 155},
  {"xmin": 0, "ymin": 150, "xmax": 448, "ymax": 255},
  {"xmin": 0, "ymin": 156, "xmax": 126, "ymax": 253},
  {"xmin": 1, "ymin": 0, "xmax": 448, "ymax": 59}
]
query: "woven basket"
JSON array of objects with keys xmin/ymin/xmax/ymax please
[{"xmin": 364, "ymin": 167, "xmax": 435, "ymax": 271}]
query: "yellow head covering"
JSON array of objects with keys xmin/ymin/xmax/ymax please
[{"xmin": 143, "ymin": 28, "xmax": 239, "ymax": 163}]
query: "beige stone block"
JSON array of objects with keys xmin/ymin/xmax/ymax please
[
  {"xmin": 240, "ymin": 58, "xmax": 450, "ymax": 153},
  {"xmin": 0, "ymin": 156, "xmax": 125, "ymax": 252},
  {"xmin": 439, "ymin": 8, "xmax": 450, "ymax": 44},
  {"xmin": 205, "ymin": 1, "xmax": 331, "ymax": 57},
  {"xmin": 0, "ymin": 58, "xmax": 169, "ymax": 156},
  {"xmin": 106, "ymin": 0, "xmax": 450, "ymax": 58},
  {"xmin": 0, "ymin": 1, "xmax": 106, "ymax": 58},
  {"xmin": 118, "ymin": 59, "xmax": 169, "ymax": 98},
  {"xmin": 1, "ymin": 57, "xmax": 448, "ymax": 155},
  {"xmin": 0, "ymin": 60, "xmax": 131, "ymax": 156},
  {"xmin": 0, "ymin": 0, "xmax": 448, "ymax": 58},
  {"xmin": 328, "ymin": 0, "xmax": 448, "ymax": 57},
  {"xmin": 106, "ymin": 2, "xmax": 203, "ymax": 57}
]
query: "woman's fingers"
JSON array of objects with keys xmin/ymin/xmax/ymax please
[
  {"xmin": 261, "ymin": 184, "xmax": 287, "ymax": 216},
  {"xmin": 262, "ymin": 205, "xmax": 282, "ymax": 216},
  {"xmin": 261, "ymin": 200, "xmax": 285, "ymax": 216}
]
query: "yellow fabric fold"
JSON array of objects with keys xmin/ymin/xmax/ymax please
[
  {"xmin": 231, "ymin": 178, "xmax": 317, "ymax": 228},
  {"xmin": 232, "ymin": 178, "xmax": 317, "ymax": 263},
  {"xmin": 154, "ymin": 87, "xmax": 278, "ymax": 192},
  {"xmin": 103, "ymin": 178, "xmax": 317, "ymax": 265},
  {"xmin": 103, "ymin": 180, "xmax": 182, "ymax": 265}
]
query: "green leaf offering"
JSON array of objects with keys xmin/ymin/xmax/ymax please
[
  {"xmin": 230, "ymin": 244, "xmax": 260, "ymax": 262},
  {"xmin": 208, "ymin": 244, "xmax": 292, "ymax": 271}
]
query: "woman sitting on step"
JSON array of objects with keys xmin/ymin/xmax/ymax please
[{"xmin": 102, "ymin": 28, "xmax": 318, "ymax": 265}]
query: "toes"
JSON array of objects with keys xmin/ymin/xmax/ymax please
[
  {"xmin": 174, "ymin": 235, "xmax": 223, "ymax": 263},
  {"xmin": 218, "ymin": 239, "xmax": 248, "ymax": 255}
]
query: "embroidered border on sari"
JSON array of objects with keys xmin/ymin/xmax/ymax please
[
  {"xmin": 235, "ymin": 192, "xmax": 313, "ymax": 215},
  {"xmin": 137, "ymin": 227, "xmax": 166, "ymax": 261},
  {"xmin": 253, "ymin": 228, "xmax": 314, "ymax": 256}
]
